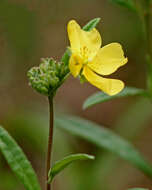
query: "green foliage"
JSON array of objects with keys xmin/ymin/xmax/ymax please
[
  {"xmin": 2, "ymin": 106, "xmax": 152, "ymax": 190},
  {"xmin": 48, "ymin": 154, "xmax": 94, "ymax": 183},
  {"xmin": 115, "ymin": 98, "xmax": 152, "ymax": 139},
  {"xmin": 81, "ymin": 98, "xmax": 152, "ymax": 190},
  {"xmin": 109, "ymin": 0, "xmax": 137, "ymax": 11},
  {"xmin": 83, "ymin": 87, "xmax": 147, "ymax": 109},
  {"xmin": 61, "ymin": 48, "xmax": 71, "ymax": 65},
  {"xmin": 0, "ymin": 126, "xmax": 41, "ymax": 190},
  {"xmin": 83, "ymin": 18, "xmax": 101, "ymax": 31},
  {"xmin": 59, "ymin": 48, "xmax": 71, "ymax": 85},
  {"xmin": 56, "ymin": 115, "xmax": 152, "ymax": 178}
]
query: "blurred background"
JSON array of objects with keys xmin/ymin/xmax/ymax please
[{"xmin": 0, "ymin": 0, "xmax": 152, "ymax": 189}]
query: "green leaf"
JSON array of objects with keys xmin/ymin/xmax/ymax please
[
  {"xmin": 115, "ymin": 98, "xmax": 152, "ymax": 139},
  {"xmin": 83, "ymin": 18, "xmax": 101, "ymax": 31},
  {"xmin": 48, "ymin": 153, "xmax": 94, "ymax": 183},
  {"xmin": 83, "ymin": 87, "xmax": 147, "ymax": 109},
  {"xmin": 84, "ymin": 98, "xmax": 152, "ymax": 190},
  {"xmin": 109, "ymin": 0, "xmax": 137, "ymax": 11},
  {"xmin": 0, "ymin": 126, "xmax": 41, "ymax": 190},
  {"xmin": 61, "ymin": 48, "xmax": 71, "ymax": 65},
  {"xmin": 56, "ymin": 115, "xmax": 152, "ymax": 178}
]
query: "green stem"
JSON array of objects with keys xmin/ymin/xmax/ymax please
[
  {"xmin": 144, "ymin": 2, "xmax": 152, "ymax": 96},
  {"xmin": 136, "ymin": 1, "xmax": 152, "ymax": 96},
  {"xmin": 46, "ymin": 97, "xmax": 54, "ymax": 190}
]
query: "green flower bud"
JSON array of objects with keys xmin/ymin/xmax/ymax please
[{"xmin": 27, "ymin": 57, "xmax": 70, "ymax": 97}]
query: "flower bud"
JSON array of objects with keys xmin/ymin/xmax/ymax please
[{"xmin": 27, "ymin": 57, "xmax": 70, "ymax": 97}]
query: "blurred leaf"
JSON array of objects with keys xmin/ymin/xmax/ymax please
[
  {"xmin": 83, "ymin": 87, "xmax": 147, "ymax": 109},
  {"xmin": 48, "ymin": 154, "xmax": 94, "ymax": 183},
  {"xmin": 115, "ymin": 98, "xmax": 152, "ymax": 139},
  {"xmin": 0, "ymin": 126, "xmax": 41, "ymax": 190},
  {"xmin": 109, "ymin": 0, "xmax": 137, "ymax": 11},
  {"xmin": 5, "ymin": 110, "xmax": 73, "ymax": 156},
  {"xmin": 7, "ymin": 113, "xmax": 48, "ymax": 154},
  {"xmin": 85, "ymin": 98, "xmax": 152, "ymax": 190},
  {"xmin": 61, "ymin": 48, "xmax": 71, "ymax": 65},
  {"xmin": 83, "ymin": 18, "xmax": 101, "ymax": 31},
  {"xmin": 56, "ymin": 115, "xmax": 152, "ymax": 178}
]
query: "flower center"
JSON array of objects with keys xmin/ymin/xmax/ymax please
[
  {"xmin": 73, "ymin": 46, "xmax": 92, "ymax": 67},
  {"xmin": 81, "ymin": 46, "xmax": 90, "ymax": 63}
]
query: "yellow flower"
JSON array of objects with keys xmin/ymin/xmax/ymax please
[{"xmin": 67, "ymin": 20, "xmax": 128, "ymax": 96}]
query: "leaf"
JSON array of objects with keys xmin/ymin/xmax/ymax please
[
  {"xmin": 0, "ymin": 126, "xmax": 41, "ymax": 190},
  {"xmin": 115, "ymin": 98, "xmax": 152, "ymax": 139},
  {"xmin": 83, "ymin": 18, "xmax": 101, "ymax": 31},
  {"xmin": 109, "ymin": 0, "xmax": 137, "ymax": 11},
  {"xmin": 56, "ymin": 115, "xmax": 152, "ymax": 178},
  {"xmin": 61, "ymin": 48, "xmax": 71, "ymax": 65},
  {"xmin": 48, "ymin": 153, "xmax": 94, "ymax": 183},
  {"xmin": 83, "ymin": 87, "xmax": 147, "ymax": 109},
  {"xmin": 89, "ymin": 98, "xmax": 152, "ymax": 189}
]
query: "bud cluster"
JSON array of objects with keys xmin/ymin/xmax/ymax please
[{"xmin": 27, "ymin": 57, "xmax": 69, "ymax": 97}]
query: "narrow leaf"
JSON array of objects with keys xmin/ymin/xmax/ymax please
[
  {"xmin": 0, "ymin": 126, "xmax": 41, "ymax": 190},
  {"xmin": 56, "ymin": 115, "xmax": 152, "ymax": 178},
  {"xmin": 83, "ymin": 87, "xmax": 147, "ymax": 109},
  {"xmin": 83, "ymin": 18, "xmax": 101, "ymax": 31},
  {"xmin": 48, "ymin": 153, "xmax": 94, "ymax": 183},
  {"xmin": 109, "ymin": 0, "xmax": 137, "ymax": 11}
]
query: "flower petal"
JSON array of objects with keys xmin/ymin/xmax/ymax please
[
  {"xmin": 80, "ymin": 28, "xmax": 102, "ymax": 59},
  {"xmin": 67, "ymin": 20, "xmax": 81, "ymax": 54},
  {"xmin": 83, "ymin": 66, "xmax": 124, "ymax": 95},
  {"xmin": 67, "ymin": 20, "xmax": 102, "ymax": 59},
  {"xmin": 69, "ymin": 54, "xmax": 82, "ymax": 77},
  {"xmin": 88, "ymin": 43, "xmax": 128, "ymax": 75}
]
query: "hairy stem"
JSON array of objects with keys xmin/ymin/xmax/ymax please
[{"xmin": 46, "ymin": 97, "xmax": 54, "ymax": 190}]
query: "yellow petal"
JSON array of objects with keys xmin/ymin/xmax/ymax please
[
  {"xmin": 67, "ymin": 20, "xmax": 81, "ymax": 54},
  {"xmin": 67, "ymin": 20, "xmax": 102, "ymax": 59},
  {"xmin": 83, "ymin": 66, "xmax": 124, "ymax": 95},
  {"xmin": 88, "ymin": 43, "xmax": 128, "ymax": 75},
  {"xmin": 80, "ymin": 28, "xmax": 102, "ymax": 59},
  {"xmin": 69, "ymin": 54, "xmax": 82, "ymax": 77}
]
